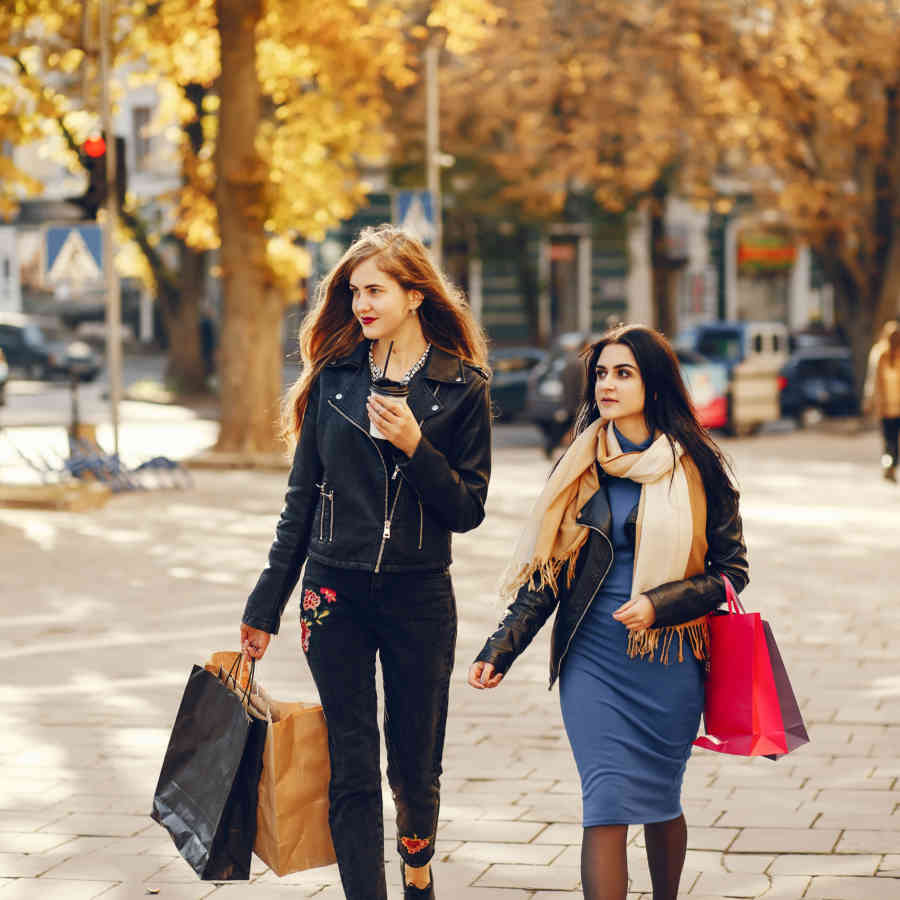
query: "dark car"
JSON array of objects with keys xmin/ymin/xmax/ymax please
[
  {"xmin": 525, "ymin": 332, "xmax": 594, "ymax": 453},
  {"xmin": 488, "ymin": 346, "xmax": 546, "ymax": 421},
  {"xmin": 778, "ymin": 347, "xmax": 859, "ymax": 424},
  {"xmin": 0, "ymin": 347, "xmax": 8, "ymax": 405},
  {"xmin": 0, "ymin": 313, "xmax": 102, "ymax": 382}
]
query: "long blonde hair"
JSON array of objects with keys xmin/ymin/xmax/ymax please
[{"xmin": 283, "ymin": 224, "xmax": 489, "ymax": 443}]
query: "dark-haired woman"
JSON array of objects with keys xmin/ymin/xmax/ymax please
[
  {"xmin": 468, "ymin": 324, "xmax": 748, "ymax": 900},
  {"xmin": 241, "ymin": 225, "xmax": 492, "ymax": 900}
]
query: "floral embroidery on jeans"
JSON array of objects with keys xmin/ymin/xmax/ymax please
[
  {"xmin": 300, "ymin": 587, "xmax": 332, "ymax": 653},
  {"xmin": 400, "ymin": 835, "xmax": 432, "ymax": 854}
]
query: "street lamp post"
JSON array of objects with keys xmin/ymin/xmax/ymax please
[
  {"xmin": 99, "ymin": 0, "xmax": 122, "ymax": 456},
  {"xmin": 425, "ymin": 42, "xmax": 442, "ymax": 266}
]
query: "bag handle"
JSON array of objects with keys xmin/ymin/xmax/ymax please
[
  {"xmin": 722, "ymin": 574, "xmax": 745, "ymax": 614},
  {"xmin": 222, "ymin": 652, "xmax": 256, "ymax": 706}
]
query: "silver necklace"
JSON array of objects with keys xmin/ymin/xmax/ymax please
[{"xmin": 369, "ymin": 343, "xmax": 431, "ymax": 383}]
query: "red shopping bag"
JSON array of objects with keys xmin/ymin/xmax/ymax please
[{"xmin": 693, "ymin": 577, "xmax": 809, "ymax": 759}]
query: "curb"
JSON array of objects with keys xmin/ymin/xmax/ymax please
[
  {"xmin": 0, "ymin": 480, "xmax": 112, "ymax": 511},
  {"xmin": 186, "ymin": 449, "xmax": 289, "ymax": 471}
]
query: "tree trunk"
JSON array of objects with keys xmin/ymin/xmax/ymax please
[
  {"xmin": 163, "ymin": 244, "xmax": 208, "ymax": 394},
  {"xmin": 829, "ymin": 260, "xmax": 874, "ymax": 400},
  {"xmin": 873, "ymin": 228, "xmax": 900, "ymax": 339},
  {"xmin": 214, "ymin": 0, "xmax": 282, "ymax": 453},
  {"xmin": 119, "ymin": 207, "xmax": 208, "ymax": 393}
]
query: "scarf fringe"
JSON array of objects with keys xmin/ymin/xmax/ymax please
[
  {"xmin": 501, "ymin": 542, "xmax": 585, "ymax": 604},
  {"xmin": 626, "ymin": 617, "xmax": 709, "ymax": 665}
]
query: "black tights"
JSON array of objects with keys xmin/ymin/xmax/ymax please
[{"xmin": 581, "ymin": 814, "xmax": 687, "ymax": 900}]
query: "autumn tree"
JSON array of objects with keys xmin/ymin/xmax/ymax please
[
  {"xmin": 5, "ymin": 1, "xmax": 499, "ymax": 452},
  {"xmin": 694, "ymin": 0, "xmax": 900, "ymax": 385},
  {"xmin": 400, "ymin": 0, "xmax": 745, "ymax": 336}
]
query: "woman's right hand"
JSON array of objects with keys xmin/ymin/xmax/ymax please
[
  {"xmin": 468, "ymin": 660, "xmax": 504, "ymax": 689},
  {"xmin": 240, "ymin": 623, "xmax": 272, "ymax": 660}
]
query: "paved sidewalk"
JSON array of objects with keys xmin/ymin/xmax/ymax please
[{"xmin": 0, "ymin": 421, "xmax": 899, "ymax": 899}]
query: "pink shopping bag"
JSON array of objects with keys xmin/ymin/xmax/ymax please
[{"xmin": 693, "ymin": 577, "xmax": 809, "ymax": 759}]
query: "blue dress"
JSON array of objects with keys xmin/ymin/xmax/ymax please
[{"xmin": 559, "ymin": 427, "xmax": 704, "ymax": 826}]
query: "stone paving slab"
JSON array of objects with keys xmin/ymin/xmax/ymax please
[{"xmin": 1, "ymin": 424, "xmax": 900, "ymax": 897}]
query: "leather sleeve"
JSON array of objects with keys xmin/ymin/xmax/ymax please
[
  {"xmin": 474, "ymin": 581, "xmax": 560, "ymax": 675},
  {"xmin": 399, "ymin": 376, "xmax": 492, "ymax": 533},
  {"xmin": 242, "ymin": 380, "xmax": 323, "ymax": 634},
  {"xmin": 645, "ymin": 493, "xmax": 749, "ymax": 627}
]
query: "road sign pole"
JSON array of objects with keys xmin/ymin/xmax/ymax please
[
  {"xmin": 425, "ymin": 42, "xmax": 442, "ymax": 267},
  {"xmin": 99, "ymin": 0, "xmax": 122, "ymax": 456}
]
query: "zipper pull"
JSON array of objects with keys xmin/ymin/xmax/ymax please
[
  {"xmin": 392, "ymin": 464, "xmax": 399, "ymax": 480},
  {"xmin": 383, "ymin": 519, "xmax": 391, "ymax": 540}
]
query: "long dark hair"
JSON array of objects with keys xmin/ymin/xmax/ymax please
[{"xmin": 574, "ymin": 323, "xmax": 739, "ymax": 509}]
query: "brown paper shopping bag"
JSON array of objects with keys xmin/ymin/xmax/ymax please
[{"xmin": 251, "ymin": 685, "xmax": 335, "ymax": 875}]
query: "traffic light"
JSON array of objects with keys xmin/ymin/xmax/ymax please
[{"xmin": 73, "ymin": 133, "xmax": 127, "ymax": 219}]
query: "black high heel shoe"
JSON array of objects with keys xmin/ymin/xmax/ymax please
[{"xmin": 401, "ymin": 861, "xmax": 435, "ymax": 899}]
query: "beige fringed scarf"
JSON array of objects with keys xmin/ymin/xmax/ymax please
[{"xmin": 501, "ymin": 419, "xmax": 710, "ymax": 664}]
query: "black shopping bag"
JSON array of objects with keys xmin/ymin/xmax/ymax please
[{"xmin": 151, "ymin": 655, "xmax": 267, "ymax": 880}]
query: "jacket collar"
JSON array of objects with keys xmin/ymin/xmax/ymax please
[{"xmin": 328, "ymin": 341, "xmax": 469, "ymax": 384}]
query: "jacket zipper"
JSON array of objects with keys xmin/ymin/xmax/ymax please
[
  {"xmin": 417, "ymin": 498, "xmax": 424, "ymax": 550},
  {"xmin": 316, "ymin": 481, "xmax": 334, "ymax": 542},
  {"xmin": 327, "ymin": 400, "xmax": 392, "ymax": 571},
  {"xmin": 551, "ymin": 523, "xmax": 614, "ymax": 690},
  {"xmin": 374, "ymin": 465, "xmax": 404, "ymax": 572}
]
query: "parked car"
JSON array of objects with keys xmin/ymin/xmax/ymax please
[
  {"xmin": 676, "ymin": 349, "xmax": 729, "ymax": 430},
  {"xmin": 676, "ymin": 320, "xmax": 789, "ymax": 434},
  {"xmin": 0, "ymin": 313, "xmax": 103, "ymax": 382},
  {"xmin": 0, "ymin": 347, "xmax": 8, "ymax": 406},
  {"xmin": 488, "ymin": 346, "xmax": 547, "ymax": 421},
  {"xmin": 778, "ymin": 346, "xmax": 859, "ymax": 423},
  {"xmin": 677, "ymin": 320, "xmax": 789, "ymax": 374}
]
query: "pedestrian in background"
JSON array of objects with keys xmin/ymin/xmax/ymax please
[
  {"xmin": 240, "ymin": 225, "xmax": 492, "ymax": 900},
  {"xmin": 864, "ymin": 320, "xmax": 900, "ymax": 481},
  {"xmin": 468, "ymin": 324, "xmax": 748, "ymax": 900}
]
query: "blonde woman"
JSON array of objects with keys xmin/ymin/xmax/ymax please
[
  {"xmin": 241, "ymin": 226, "xmax": 491, "ymax": 899},
  {"xmin": 864, "ymin": 321, "xmax": 900, "ymax": 481}
]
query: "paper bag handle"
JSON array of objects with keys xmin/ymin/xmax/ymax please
[{"xmin": 222, "ymin": 652, "xmax": 256, "ymax": 705}]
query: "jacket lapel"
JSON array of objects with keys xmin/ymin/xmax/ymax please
[
  {"xmin": 576, "ymin": 477, "xmax": 613, "ymax": 537},
  {"xmin": 325, "ymin": 344, "xmax": 370, "ymax": 433}
]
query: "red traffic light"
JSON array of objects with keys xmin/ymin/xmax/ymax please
[{"xmin": 83, "ymin": 135, "xmax": 106, "ymax": 158}]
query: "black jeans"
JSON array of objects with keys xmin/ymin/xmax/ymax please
[
  {"xmin": 882, "ymin": 417, "xmax": 900, "ymax": 467},
  {"xmin": 300, "ymin": 560, "xmax": 457, "ymax": 900}
]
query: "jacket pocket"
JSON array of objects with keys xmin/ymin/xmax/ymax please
[{"xmin": 316, "ymin": 481, "xmax": 334, "ymax": 543}]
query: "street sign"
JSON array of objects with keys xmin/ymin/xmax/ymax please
[
  {"xmin": 394, "ymin": 190, "xmax": 436, "ymax": 245},
  {"xmin": 45, "ymin": 225, "xmax": 103, "ymax": 287}
]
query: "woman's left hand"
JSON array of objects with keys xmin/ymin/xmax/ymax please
[
  {"xmin": 367, "ymin": 393, "xmax": 422, "ymax": 457},
  {"xmin": 612, "ymin": 594, "xmax": 656, "ymax": 631}
]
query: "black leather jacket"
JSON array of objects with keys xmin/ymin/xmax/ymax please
[
  {"xmin": 475, "ymin": 468, "xmax": 749, "ymax": 689},
  {"xmin": 242, "ymin": 341, "xmax": 492, "ymax": 634}
]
